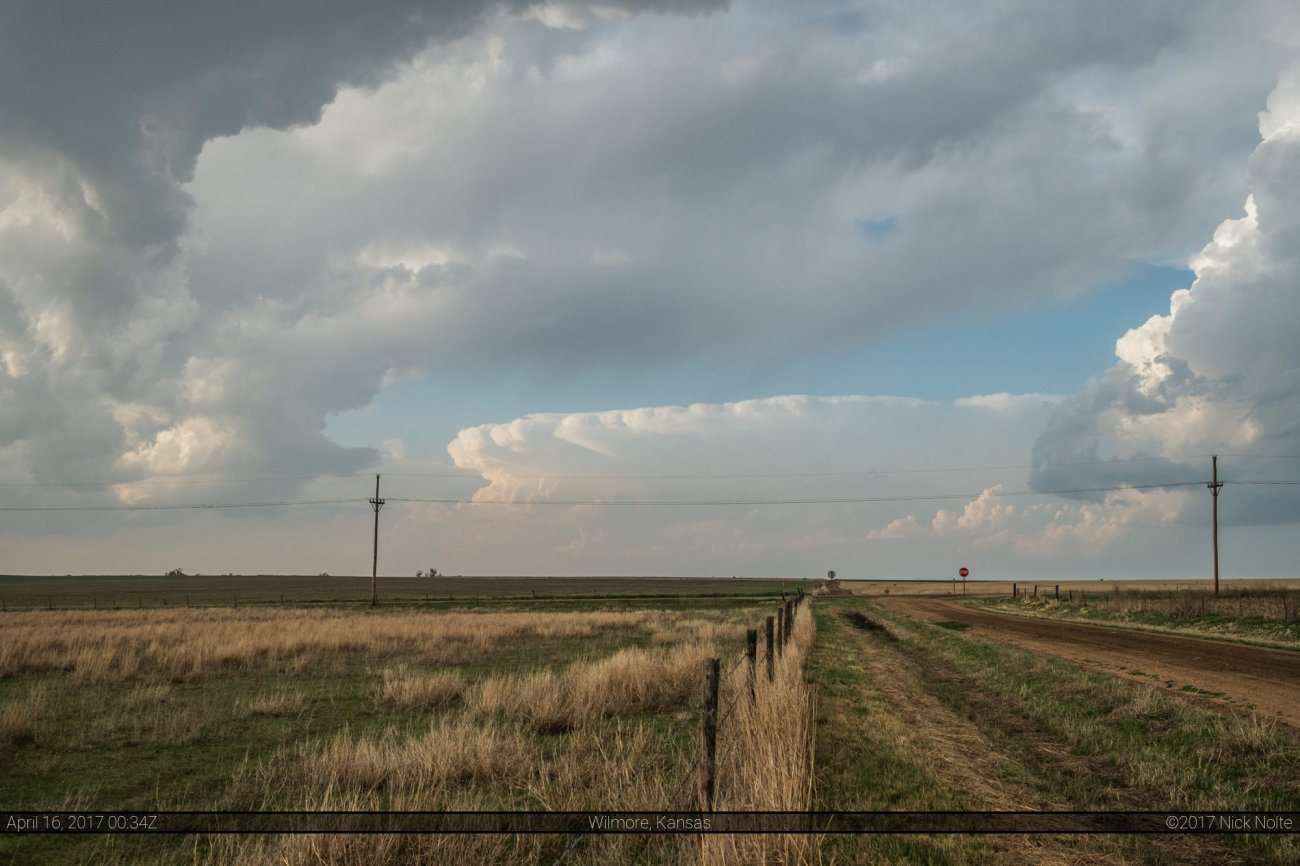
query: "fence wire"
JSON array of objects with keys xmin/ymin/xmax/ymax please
[{"xmin": 551, "ymin": 598, "xmax": 808, "ymax": 866}]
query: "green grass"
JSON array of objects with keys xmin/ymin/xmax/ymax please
[
  {"xmin": 0, "ymin": 600, "xmax": 767, "ymax": 866},
  {"xmin": 810, "ymin": 604, "xmax": 993, "ymax": 865},
  {"xmin": 855, "ymin": 598, "xmax": 1300, "ymax": 864},
  {"xmin": 977, "ymin": 594, "xmax": 1300, "ymax": 648},
  {"xmin": 0, "ymin": 573, "xmax": 814, "ymax": 611}
]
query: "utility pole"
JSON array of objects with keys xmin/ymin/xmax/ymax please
[
  {"xmin": 370, "ymin": 474, "xmax": 385, "ymax": 607},
  {"xmin": 1208, "ymin": 455, "xmax": 1223, "ymax": 597}
]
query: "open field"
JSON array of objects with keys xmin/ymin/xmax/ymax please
[
  {"xmin": 0, "ymin": 590, "xmax": 814, "ymax": 865},
  {"xmin": 5, "ymin": 578, "xmax": 1300, "ymax": 864},
  {"xmin": 879, "ymin": 595, "xmax": 1300, "ymax": 729},
  {"xmin": 812, "ymin": 596, "xmax": 1300, "ymax": 865},
  {"xmin": 975, "ymin": 586, "xmax": 1300, "ymax": 647},
  {"xmin": 0, "ymin": 574, "xmax": 815, "ymax": 610},
  {"xmin": 837, "ymin": 578, "xmax": 1300, "ymax": 598}
]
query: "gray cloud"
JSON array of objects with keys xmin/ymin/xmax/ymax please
[
  {"xmin": 1031, "ymin": 67, "xmax": 1300, "ymax": 525},
  {"xmin": 0, "ymin": 1, "xmax": 731, "ymax": 493},
  {"xmin": 0, "ymin": 0, "xmax": 1291, "ymax": 504}
]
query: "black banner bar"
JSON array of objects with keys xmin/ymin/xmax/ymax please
[{"xmin": 3, "ymin": 811, "xmax": 1298, "ymax": 835}]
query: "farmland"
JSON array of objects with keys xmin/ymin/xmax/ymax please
[
  {"xmin": 0, "ymin": 573, "xmax": 813, "ymax": 610},
  {"xmin": 2, "ymin": 575, "xmax": 1299, "ymax": 864},
  {"xmin": 812, "ymin": 594, "xmax": 1300, "ymax": 865},
  {"xmin": 0, "ymin": 579, "xmax": 813, "ymax": 865}
]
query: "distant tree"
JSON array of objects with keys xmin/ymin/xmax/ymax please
[
  {"xmin": 827, "ymin": 570, "xmax": 836, "ymax": 580},
  {"xmin": 416, "ymin": 569, "xmax": 424, "ymax": 578},
  {"xmin": 427, "ymin": 567, "xmax": 439, "ymax": 578},
  {"xmin": 165, "ymin": 568, "xmax": 185, "ymax": 577}
]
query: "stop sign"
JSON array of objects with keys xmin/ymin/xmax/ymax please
[{"xmin": 959, "ymin": 567, "xmax": 969, "ymax": 578}]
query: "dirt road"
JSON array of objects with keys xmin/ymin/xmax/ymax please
[{"xmin": 876, "ymin": 595, "xmax": 1300, "ymax": 730}]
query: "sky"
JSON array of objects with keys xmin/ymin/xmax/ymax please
[{"xmin": 2, "ymin": 0, "xmax": 1300, "ymax": 580}]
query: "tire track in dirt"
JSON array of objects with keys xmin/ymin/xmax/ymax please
[
  {"xmin": 877, "ymin": 596, "xmax": 1300, "ymax": 730},
  {"xmin": 836, "ymin": 611, "xmax": 1154, "ymax": 866}
]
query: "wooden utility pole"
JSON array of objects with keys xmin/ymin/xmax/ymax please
[
  {"xmin": 370, "ymin": 474, "xmax": 385, "ymax": 607},
  {"xmin": 1209, "ymin": 455, "xmax": 1223, "ymax": 597}
]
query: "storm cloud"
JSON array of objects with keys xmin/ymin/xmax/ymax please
[
  {"xmin": 1, "ymin": 0, "xmax": 1295, "ymax": 542},
  {"xmin": 1031, "ymin": 65, "xmax": 1300, "ymax": 527}
]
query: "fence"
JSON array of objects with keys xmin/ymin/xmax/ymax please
[
  {"xmin": 553, "ymin": 591, "xmax": 816, "ymax": 866},
  {"xmin": 1006, "ymin": 583, "xmax": 1299, "ymax": 623}
]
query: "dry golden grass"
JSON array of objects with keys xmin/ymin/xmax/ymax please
[
  {"xmin": 843, "ymin": 577, "xmax": 1300, "ymax": 599},
  {"xmin": 220, "ymin": 712, "xmax": 694, "ymax": 864},
  {"xmin": 704, "ymin": 601, "xmax": 817, "ymax": 865},
  {"xmin": 468, "ymin": 643, "xmax": 714, "ymax": 733},
  {"xmin": 283, "ymin": 718, "xmax": 537, "ymax": 794},
  {"xmin": 199, "ymin": 602, "xmax": 815, "ymax": 866},
  {"xmin": 0, "ymin": 607, "xmax": 680, "ymax": 682},
  {"xmin": 3, "ymin": 601, "xmax": 808, "ymax": 865},
  {"xmin": 0, "ymin": 684, "xmax": 45, "ymax": 747},
  {"xmin": 378, "ymin": 665, "xmax": 463, "ymax": 709},
  {"xmin": 124, "ymin": 681, "xmax": 173, "ymax": 709},
  {"xmin": 1087, "ymin": 586, "xmax": 1299, "ymax": 623},
  {"xmin": 239, "ymin": 687, "xmax": 307, "ymax": 717}
]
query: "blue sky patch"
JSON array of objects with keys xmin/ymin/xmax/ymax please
[{"xmin": 854, "ymin": 214, "xmax": 900, "ymax": 241}]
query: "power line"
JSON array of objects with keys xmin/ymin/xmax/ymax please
[
  {"xmin": 5, "ymin": 480, "xmax": 1298, "ymax": 514},
  {"xmin": 0, "ymin": 498, "xmax": 364, "ymax": 512},
  {"xmin": 0, "ymin": 453, "xmax": 1238, "ymax": 489},
  {"xmin": 385, "ymin": 481, "xmax": 1209, "ymax": 507},
  {"xmin": 0, "ymin": 474, "xmax": 374, "ymax": 489}
]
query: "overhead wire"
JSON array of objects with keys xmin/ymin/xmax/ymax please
[
  {"xmin": 0, "ymin": 498, "xmax": 364, "ymax": 512},
  {"xmin": 0, "ymin": 452, "xmax": 1271, "ymax": 489},
  {"xmin": 385, "ymin": 480, "xmax": 1209, "ymax": 507},
  {"xmin": 5, "ymin": 479, "xmax": 1299, "ymax": 512}
]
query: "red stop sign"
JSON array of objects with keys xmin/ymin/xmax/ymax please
[{"xmin": 959, "ymin": 567, "xmax": 970, "ymax": 578}]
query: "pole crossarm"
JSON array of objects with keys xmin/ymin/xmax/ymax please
[
  {"xmin": 370, "ymin": 474, "xmax": 385, "ymax": 607},
  {"xmin": 1209, "ymin": 455, "xmax": 1223, "ymax": 597}
]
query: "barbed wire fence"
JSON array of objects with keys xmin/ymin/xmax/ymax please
[{"xmin": 550, "ymin": 591, "xmax": 814, "ymax": 866}]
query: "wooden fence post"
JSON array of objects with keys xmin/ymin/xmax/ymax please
[
  {"xmin": 784, "ymin": 601, "xmax": 794, "ymax": 644},
  {"xmin": 765, "ymin": 616, "xmax": 775, "ymax": 682},
  {"xmin": 776, "ymin": 611, "xmax": 784, "ymax": 658},
  {"xmin": 1013, "ymin": 583, "xmax": 1017, "ymax": 599},
  {"xmin": 746, "ymin": 628, "xmax": 758, "ymax": 704},
  {"xmin": 1055, "ymin": 585, "xmax": 1060, "ymax": 600},
  {"xmin": 698, "ymin": 658, "xmax": 720, "ymax": 812}
]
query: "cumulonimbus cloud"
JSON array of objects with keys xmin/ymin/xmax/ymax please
[{"xmin": 1031, "ymin": 65, "xmax": 1300, "ymax": 527}]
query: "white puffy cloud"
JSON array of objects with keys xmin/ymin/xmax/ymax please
[
  {"xmin": 2, "ymin": 0, "xmax": 1289, "ymax": 505},
  {"xmin": 423, "ymin": 393, "xmax": 1064, "ymax": 574},
  {"xmin": 867, "ymin": 514, "xmax": 921, "ymax": 540},
  {"xmin": 866, "ymin": 483, "xmax": 1186, "ymax": 559},
  {"xmin": 4, "ymin": 2, "xmax": 1300, "ymax": 588},
  {"xmin": 1031, "ymin": 64, "xmax": 1300, "ymax": 527}
]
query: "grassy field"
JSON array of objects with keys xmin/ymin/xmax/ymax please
[
  {"xmin": 7, "ymin": 575, "xmax": 1300, "ymax": 865},
  {"xmin": 0, "ymin": 574, "xmax": 815, "ymax": 610},
  {"xmin": 976, "ymin": 585, "xmax": 1300, "ymax": 647},
  {"xmin": 810, "ymin": 596, "xmax": 1300, "ymax": 865},
  {"xmin": 0, "ymin": 588, "xmax": 814, "ymax": 865}
]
